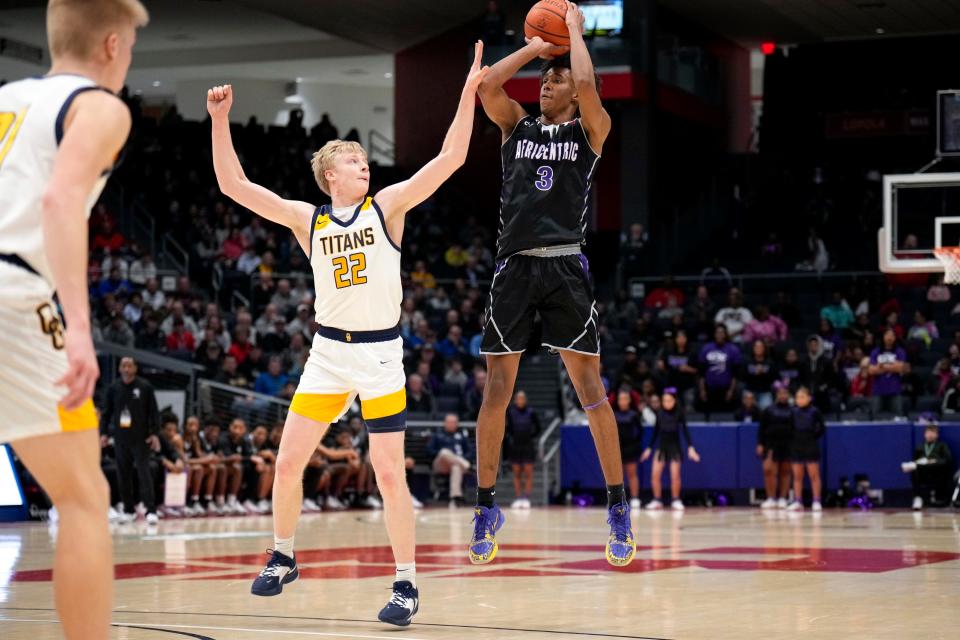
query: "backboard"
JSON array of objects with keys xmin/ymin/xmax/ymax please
[{"xmin": 878, "ymin": 172, "xmax": 960, "ymax": 273}]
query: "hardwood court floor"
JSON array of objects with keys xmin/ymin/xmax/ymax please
[{"xmin": 1, "ymin": 507, "xmax": 959, "ymax": 639}]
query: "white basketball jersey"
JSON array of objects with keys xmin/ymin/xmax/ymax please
[
  {"xmin": 309, "ymin": 197, "xmax": 402, "ymax": 332},
  {"xmin": 0, "ymin": 74, "xmax": 111, "ymax": 286}
]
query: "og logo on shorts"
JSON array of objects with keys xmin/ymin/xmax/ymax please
[{"xmin": 36, "ymin": 302, "xmax": 64, "ymax": 350}]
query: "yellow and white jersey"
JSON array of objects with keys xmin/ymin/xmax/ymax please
[
  {"xmin": 309, "ymin": 196, "xmax": 402, "ymax": 332},
  {"xmin": 0, "ymin": 74, "xmax": 111, "ymax": 288}
]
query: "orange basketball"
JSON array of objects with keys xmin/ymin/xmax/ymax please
[{"xmin": 524, "ymin": 0, "xmax": 569, "ymax": 46}]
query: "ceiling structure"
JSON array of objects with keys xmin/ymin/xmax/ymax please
[
  {"xmin": 2, "ymin": 0, "xmax": 959, "ymax": 94},
  {"xmin": 658, "ymin": 0, "xmax": 960, "ymax": 45}
]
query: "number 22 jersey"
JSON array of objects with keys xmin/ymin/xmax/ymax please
[
  {"xmin": 495, "ymin": 115, "xmax": 600, "ymax": 261},
  {"xmin": 309, "ymin": 197, "xmax": 402, "ymax": 332}
]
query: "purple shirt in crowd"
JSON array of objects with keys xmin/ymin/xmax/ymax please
[
  {"xmin": 699, "ymin": 342, "xmax": 742, "ymax": 388},
  {"xmin": 869, "ymin": 346, "xmax": 906, "ymax": 396}
]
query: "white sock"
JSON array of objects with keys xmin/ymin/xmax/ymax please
[
  {"xmin": 395, "ymin": 562, "xmax": 416, "ymax": 587},
  {"xmin": 274, "ymin": 535, "xmax": 295, "ymax": 558}
]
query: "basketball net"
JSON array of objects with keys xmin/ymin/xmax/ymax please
[{"xmin": 934, "ymin": 247, "xmax": 960, "ymax": 284}]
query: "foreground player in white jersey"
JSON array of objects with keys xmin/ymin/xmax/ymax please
[
  {"xmin": 208, "ymin": 42, "xmax": 488, "ymax": 626},
  {"xmin": 0, "ymin": 1, "xmax": 148, "ymax": 638}
]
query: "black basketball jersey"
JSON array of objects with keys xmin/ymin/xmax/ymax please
[{"xmin": 496, "ymin": 115, "xmax": 600, "ymax": 261}]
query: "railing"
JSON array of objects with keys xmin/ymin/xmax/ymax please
[
  {"xmin": 198, "ymin": 379, "xmax": 290, "ymax": 427},
  {"xmin": 231, "ymin": 289, "xmax": 250, "ymax": 313},
  {"xmin": 129, "ymin": 201, "xmax": 158, "ymax": 259},
  {"xmin": 247, "ymin": 271, "xmax": 491, "ymax": 291},
  {"xmin": 368, "ymin": 129, "xmax": 395, "ymax": 166},
  {"xmin": 538, "ymin": 417, "xmax": 562, "ymax": 505},
  {"xmin": 624, "ymin": 269, "xmax": 886, "ymax": 297},
  {"xmin": 95, "ymin": 341, "xmax": 204, "ymax": 412},
  {"xmin": 196, "ymin": 378, "xmax": 480, "ymax": 431},
  {"xmin": 161, "ymin": 234, "xmax": 189, "ymax": 276}
]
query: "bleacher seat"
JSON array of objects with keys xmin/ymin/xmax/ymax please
[
  {"xmin": 438, "ymin": 382, "xmax": 463, "ymax": 397},
  {"xmin": 914, "ymin": 395, "xmax": 943, "ymax": 413},
  {"xmin": 436, "ymin": 396, "xmax": 461, "ymax": 415},
  {"xmin": 708, "ymin": 412, "xmax": 735, "ymax": 422}
]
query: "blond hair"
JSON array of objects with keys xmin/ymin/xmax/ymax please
[
  {"xmin": 311, "ymin": 140, "xmax": 367, "ymax": 195},
  {"xmin": 47, "ymin": 0, "xmax": 149, "ymax": 60}
]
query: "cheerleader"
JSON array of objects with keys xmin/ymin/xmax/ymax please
[
  {"xmin": 613, "ymin": 390, "xmax": 644, "ymax": 510},
  {"xmin": 642, "ymin": 388, "xmax": 700, "ymax": 510},
  {"xmin": 757, "ymin": 383, "xmax": 793, "ymax": 509},
  {"xmin": 787, "ymin": 386, "xmax": 824, "ymax": 511}
]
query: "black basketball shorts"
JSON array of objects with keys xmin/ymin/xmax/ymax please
[{"xmin": 480, "ymin": 253, "xmax": 599, "ymax": 355}]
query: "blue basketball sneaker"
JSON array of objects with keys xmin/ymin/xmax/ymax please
[
  {"xmin": 250, "ymin": 549, "xmax": 299, "ymax": 596},
  {"xmin": 605, "ymin": 500, "xmax": 636, "ymax": 567},
  {"xmin": 468, "ymin": 505, "xmax": 505, "ymax": 564},
  {"xmin": 377, "ymin": 580, "xmax": 419, "ymax": 626}
]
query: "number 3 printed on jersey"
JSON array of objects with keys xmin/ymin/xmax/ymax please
[{"xmin": 534, "ymin": 165, "xmax": 554, "ymax": 191}]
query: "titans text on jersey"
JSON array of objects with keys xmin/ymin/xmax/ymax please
[{"xmin": 314, "ymin": 227, "xmax": 376, "ymax": 257}]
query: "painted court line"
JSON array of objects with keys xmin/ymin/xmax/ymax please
[{"xmin": 1, "ymin": 617, "xmax": 429, "ymax": 640}]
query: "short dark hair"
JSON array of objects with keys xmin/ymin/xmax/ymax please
[{"xmin": 539, "ymin": 54, "xmax": 602, "ymax": 95}]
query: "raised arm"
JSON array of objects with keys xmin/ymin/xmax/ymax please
[
  {"xmin": 477, "ymin": 37, "xmax": 566, "ymax": 137},
  {"xmin": 207, "ymin": 85, "xmax": 314, "ymax": 251},
  {"xmin": 565, "ymin": 2, "xmax": 611, "ymax": 151},
  {"xmin": 44, "ymin": 91, "xmax": 130, "ymax": 409},
  {"xmin": 376, "ymin": 41, "xmax": 489, "ymax": 222}
]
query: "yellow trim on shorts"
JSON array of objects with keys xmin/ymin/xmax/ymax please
[
  {"xmin": 361, "ymin": 388, "xmax": 406, "ymax": 420},
  {"xmin": 290, "ymin": 392, "xmax": 351, "ymax": 423},
  {"xmin": 58, "ymin": 399, "xmax": 97, "ymax": 432}
]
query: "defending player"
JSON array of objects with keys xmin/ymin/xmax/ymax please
[
  {"xmin": 208, "ymin": 42, "xmax": 488, "ymax": 626},
  {"xmin": 468, "ymin": 1, "xmax": 636, "ymax": 566},
  {"xmin": 0, "ymin": 1, "xmax": 149, "ymax": 637}
]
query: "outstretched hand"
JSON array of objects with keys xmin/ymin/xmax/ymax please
[
  {"xmin": 206, "ymin": 84, "xmax": 233, "ymax": 119},
  {"xmin": 565, "ymin": 1, "xmax": 586, "ymax": 33},
  {"xmin": 525, "ymin": 35, "xmax": 570, "ymax": 59},
  {"xmin": 464, "ymin": 40, "xmax": 490, "ymax": 92}
]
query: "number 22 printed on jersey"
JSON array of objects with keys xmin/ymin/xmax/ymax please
[
  {"xmin": 0, "ymin": 109, "xmax": 27, "ymax": 168},
  {"xmin": 332, "ymin": 252, "xmax": 368, "ymax": 289}
]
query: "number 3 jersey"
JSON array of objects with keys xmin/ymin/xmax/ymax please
[
  {"xmin": 309, "ymin": 197, "xmax": 402, "ymax": 332},
  {"xmin": 0, "ymin": 74, "xmax": 111, "ymax": 289},
  {"xmin": 496, "ymin": 115, "xmax": 600, "ymax": 261}
]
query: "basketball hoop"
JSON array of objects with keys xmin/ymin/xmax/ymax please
[{"xmin": 934, "ymin": 247, "xmax": 960, "ymax": 284}]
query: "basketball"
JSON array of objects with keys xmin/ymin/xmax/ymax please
[{"xmin": 524, "ymin": 0, "xmax": 569, "ymax": 46}]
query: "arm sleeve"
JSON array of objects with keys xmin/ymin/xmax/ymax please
[
  {"xmin": 145, "ymin": 385, "xmax": 161, "ymax": 436},
  {"xmin": 531, "ymin": 412, "xmax": 541, "ymax": 439},
  {"xmin": 936, "ymin": 442, "xmax": 953, "ymax": 467},
  {"xmin": 99, "ymin": 385, "xmax": 113, "ymax": 436},
  {"xmin": 634, "ymin": 414, "xmax": 644, "ymax": 446},
  {"xmin": 680, "ymin": 415, "xmax": 693, "ymax": 448},
  {"xmin": 758, "ymin": 410, "xmax": 768, "ymax": 445},
  {"xmin": 648, "ymin": 416, "xmax": 661, "ymax": 450},
  {"xmin": 813, "ymin": 410, "xmax": 825, "ymax": 440}
]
